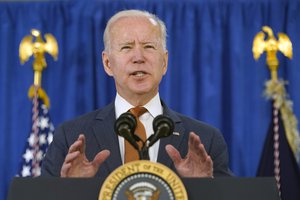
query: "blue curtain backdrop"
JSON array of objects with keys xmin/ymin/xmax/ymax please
[{"xmin": 1, "ymin": 0, "xmax": 300, "ymax": 199}]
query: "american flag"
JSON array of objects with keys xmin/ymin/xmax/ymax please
[{"xmin": 18, "ymin": 94, "xmax": 54, "ymax": 177}]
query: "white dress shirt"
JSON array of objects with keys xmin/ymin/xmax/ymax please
[{"xmin": 114, "ymin": 93, "xmax": 163, "ymax": 163}]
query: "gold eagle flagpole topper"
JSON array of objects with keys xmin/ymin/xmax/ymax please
[
  {"xmin": 19, "ymin": 29, "xmax": 58, "ymax": 107},
  {"xmin": 252, "ymin": 26, "xmax": 292, "ymax": 81}
]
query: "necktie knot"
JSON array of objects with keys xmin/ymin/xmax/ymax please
[{"xmin": 129, "ymin": 106, "xmax": 147, "ymax": 117}]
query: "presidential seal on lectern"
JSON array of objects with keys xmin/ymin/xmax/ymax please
[{"xmin": 99, "ymin": 161, "xmax": 188, "ymax": 200}]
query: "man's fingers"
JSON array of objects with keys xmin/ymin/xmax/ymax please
[
  {"xmin": 61, "ymin": 136, "xmax": 84, "ymax": 178},
  {"xmin": 61, "ymin": 151, "xmax": 81, "ymax": 177},
  {"xmin": 206, "ymin": 156, "xmax": 213, "ymax": 167},
  {"xmin": 92, "ymin": 150, "xmax": 110, "ymax": 168},
  {"xmin": 165, "ymin": 144, "xmax": 182, "ymax": 166},
  {"xmin": 79, "ymin": 134, "xmax": 86, "ymax": 154},
  {"xmin": 206, "ymin": 156, "xmax": 214, "ymax": 176},
  {"xmin": 64, "ymin": 151, "xmax": 80, "ymax": 163},
  {"xmin": 189, "ymin": 132, "xmax": 200, "ymax": 152},
  {"xmin": 60, "ymin": 163, "xmax": 72, "ymax": 177},
  {"xmin": 198, "ymin": 143, "xmax": 208, "ymax": 161},
  {"xmin": 68, "ymin": 138, "xmax": 83, "ymax": 154},
  {"xmin": 189, "ymin": 132, "xmax": 208, "ymax": 156}
]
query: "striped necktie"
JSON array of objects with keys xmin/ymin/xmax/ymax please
[{"xmin": 124, "ymin": 106, "xmax": 147, "ymax": 163}]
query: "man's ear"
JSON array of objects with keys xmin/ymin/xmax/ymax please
[
  {"xmin": 102, "ymin": 51, "xmax": 113, "ymax": 76},
  {"xmin": 162, "ymin": 51, "xmax": 168, "ymax": 75}
]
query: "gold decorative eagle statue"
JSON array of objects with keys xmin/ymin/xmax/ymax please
[
  {"xmin": 19, "ymin": 29, "xmax": 58, "ymax": 107},
  {"xmin": 19, "ymin": 29, "xmax": 58, "ymax": 75},
  {"xmin": 252, "ymin": 26, "xmax": 292, "ymax": 81}
]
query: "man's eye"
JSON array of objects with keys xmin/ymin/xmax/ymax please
[
  {"xmin": 121, "ymin": 46, "xmax": 131, "ymax": 50},
  {"xmin": 145, "ymin": 45, "xmax": 156, "ymax": 49}
]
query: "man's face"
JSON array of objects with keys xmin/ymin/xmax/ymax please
[{"xmin": 102, "ymin": 16, "xmax": 168, "ymax": 104}]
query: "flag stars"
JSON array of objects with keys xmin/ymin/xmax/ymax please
[
  {"xmin": 23, "ymin": 149, "xmax": 33, "ymax": 163},
  {"xmin": 28, "ymin": 133, "xmax": 36, "ymax": 147},
  {"xmin": 39, "ymin": 134, "xmax": 47, "ymax": 145},
  {"xmin": 21, "ymin": 166, "xmax": 31, "ymax": 177},
  {"xmin": 38, "ymin": 116, "xmax": 49, "ymax": 130}
]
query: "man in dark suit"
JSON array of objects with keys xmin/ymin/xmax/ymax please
[{"xmin": 41, "ymin": 9, "xmax": 232, "ymax": 180}]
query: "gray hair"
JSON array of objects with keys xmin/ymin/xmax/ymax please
[{"xmin": 103, "ymin": 9, "xmax": 167, "ymax": 52}]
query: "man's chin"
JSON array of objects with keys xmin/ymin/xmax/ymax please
[
  {"xmin": 130, "ymin": 85, "xmax": 152, "ymax": 94},
  {"xmin": 132, "ymin": 88, "xmax": 156, "ymax": 98},
  {"xmin": 133, "ymin": 90, "xmax": 152, "ymax": 96}
]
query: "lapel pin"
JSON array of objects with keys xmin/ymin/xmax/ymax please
[{"xmin": 173, "ymin": 132, "xmax": 180, "ymax": 136}]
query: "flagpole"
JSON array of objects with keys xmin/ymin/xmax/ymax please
[{"xmin": 19, "ymin": 29, "xmax": 58, "ymax": 177}]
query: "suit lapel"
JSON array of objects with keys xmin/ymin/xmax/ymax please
[
  {"xmin": 92, "ymin": 103, "xmax": 122, "ymax": 173},
  {"xmin": 157, "ymin": 103, "xmax": 186, "ymax": 169}
]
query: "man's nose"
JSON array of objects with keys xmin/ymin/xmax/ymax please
[{"xmin": 132, "ymin": 46, "xmax": 145, "ymax": 64}]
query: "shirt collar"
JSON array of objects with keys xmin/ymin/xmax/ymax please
[{"xmin": 114, "ymin": 93, "xmax": 163, "ymax": 118}]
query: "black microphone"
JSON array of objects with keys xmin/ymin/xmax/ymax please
[
  {"xmin": 147, "ymin": 115, "xmax": 174, "ymax": 147},
  {"xmin": 114, "ymin": 112, "xmax": 139, "ymax": 150}
]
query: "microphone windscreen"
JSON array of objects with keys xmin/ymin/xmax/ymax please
[
  {"xmin": 114, "ymin": 112, "xmax": 139, "ymax": 150},
  {"xmin": 152, "ymin": 115, "xmax": 174, "ymax": 137},
  {"xmin": 114, "ymin": 112, "xmax": 136, "ymax": 136}
]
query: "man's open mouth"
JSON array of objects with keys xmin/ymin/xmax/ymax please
[{"xmin": 131, "ymin": 71, "xmax": 147, "ymax": 77}]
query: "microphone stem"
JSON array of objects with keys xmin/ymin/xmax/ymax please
[{"xmin": 139, "ymin": 145, "xmax": 150, "ymax": 160}]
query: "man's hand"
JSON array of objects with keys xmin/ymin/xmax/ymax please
[
  {"xmin": 60, "ymin": 134, "xmax": 110, "ymax": 177},
  {"xmin": 166, "ymin": 132, "xmax": 213, "ymax": 177}
]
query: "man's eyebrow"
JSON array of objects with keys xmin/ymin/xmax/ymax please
[
  {"xmin": 141, "ymin": 41, "xmax": 158, "ymax": 46},
  {"xmin": 142, "ymin": 41, "xmax": 155, "ymax": 44},
  {"xmin": 117, "ymin": 41, "xmax": 158, "ymax": 47},
  {"xmin": 119, "ymin": 41, "xmax": 134, "ymax": 46}
]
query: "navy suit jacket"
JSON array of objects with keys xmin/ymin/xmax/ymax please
[{"xmin": 41, "ymin": 102, "xmax": 232, "ymax": 182}]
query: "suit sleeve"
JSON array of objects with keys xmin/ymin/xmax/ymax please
[
  {"xmin": 209, "ymin": 128, "xmax": 233, "ymax": 177},
  {"xmin": 41, "ymin": 124, "xmax": 70, "ymax": 177}
]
